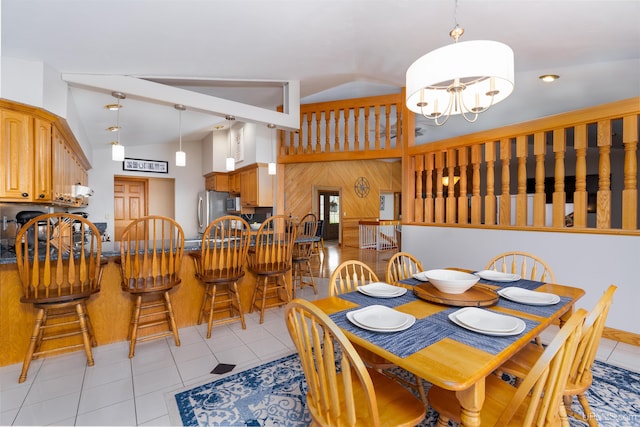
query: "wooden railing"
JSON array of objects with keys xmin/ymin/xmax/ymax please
[
  {"xmin": 279, "ymin": 94, "xmax": 403, "ymax": 162},
  {"xmin": 404, "ymin": 97, "xmax": 640, "ymax": 233},
  {"xmin": 279, "ymin": 94, "xmax": 639, "ymax": 234}
]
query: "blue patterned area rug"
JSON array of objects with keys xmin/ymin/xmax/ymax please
[{"xmin": 168, "ymin": 353, "xmax": 639, "ymax": 427}]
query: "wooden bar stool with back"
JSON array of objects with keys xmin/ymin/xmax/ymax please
[
  {"xmin": 190, "ymin": 215, "xmax": 251, "ymax": 339},
  {"xmin": 292, "ymin": 213, "xmax": 318, "ymax": 298},
  {"xmin": 15, "ymin": 213, "xmax": 105, "ymax": 383},
  {"xmin": 248, "ymin": 215, "xmax": 296, "ymax": 324},
  {"xmin": 118, "ymin": 215, "xmax": 184, "ymax": 358}
]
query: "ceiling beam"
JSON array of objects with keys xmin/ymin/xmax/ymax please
[{"xmin": 61, "ymin": 73, "xmax": 300, "ymax": 130}]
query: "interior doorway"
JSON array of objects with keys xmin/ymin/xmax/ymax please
[{"xmin": 317, "ymin": 189, "xmax": 340, "ymax": 242}]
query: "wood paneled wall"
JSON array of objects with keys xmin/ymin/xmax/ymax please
[{"xmin": 283, "ymin": 159, "xmax": 402, "ymax": 247}]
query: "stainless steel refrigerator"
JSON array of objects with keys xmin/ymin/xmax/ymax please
[{"xmin": 197, "ymin": 190, "xmax": 228, "ymax": 234}]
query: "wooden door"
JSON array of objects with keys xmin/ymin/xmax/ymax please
[
  {"xmin": 318, "ymin": 190, "xmax": 340, "ymax": 240},
  {"xmin": 114, "ymin": 178, "xmax": 147, "ymax": 241}
]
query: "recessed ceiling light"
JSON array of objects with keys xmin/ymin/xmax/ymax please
[
  {"xmin": 104, "ymin": 103, "xmax": 123, "ymax": 110},
  {"xmin": 107, "ymin": 126, "xmax": 120, "ymax": 132},
  {"xmin": 539, "ymin": 74, "xmax": 560, "ymax": 82}
]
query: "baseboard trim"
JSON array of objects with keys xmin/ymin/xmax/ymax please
[{"xmin": 603, "ymin": 327, "xmax": 640, "ymax": 346}]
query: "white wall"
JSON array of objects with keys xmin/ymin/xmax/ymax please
[
  {"xmin": 403, "ymin": 226, "xmax": 640, "ymax": 334},
  {"xmin": 86, "ymin": 138, "xmax": 204, "ymax": 241}
]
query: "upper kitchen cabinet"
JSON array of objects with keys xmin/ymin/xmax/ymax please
[
  {"xmin": 0, "ymin": 99, "xmax": 90, "ymax": 206},
  {"xmin": 240, "ymin": 164, "xmax": 273, "ymax": 208},
  {"xmin": 228, "ymin": 172, "xmax": 241, "ymax": 194},
  {"xmin": 205, "ymin": 172, "xmax": 229, "ymax": 192}
]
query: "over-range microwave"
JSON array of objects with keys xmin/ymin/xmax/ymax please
[{"xmin": 226, "ymin": 196, "xmax": 241, "ymax": 212}]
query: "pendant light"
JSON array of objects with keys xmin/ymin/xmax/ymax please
[
  {"xmin": 225, "ymin": 115, "xmax": 235, "ymax": 171},
  {"xmin": 109, "ymin": 92, "xmax": 126, "ymax": 161},
  {"xmin": 174, "ymin": 104, "xmax": 186, "ymax": 167},
  {"xmin": 267, "ymin": 123, "xmax": 276, "ymax": 175}
]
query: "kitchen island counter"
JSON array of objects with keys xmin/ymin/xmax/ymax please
[{"xmin": 0, "ymin": 245, "xmax": 277, "ymax": 367}]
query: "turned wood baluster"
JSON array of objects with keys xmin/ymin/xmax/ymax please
[
  {"xmin": 425, "ymin": 153, "xmax": 434, "ymax": 223},
  {"xmin": 381, "ymin": 105, "xmax": 390, "ymax": 151},
  {"xmin": 435, "ymin": 151, "xmax": 445, "ymax": 223},
  {"xmin": 499, "ymin": 138, "xmax": 511, "ymax": 226},
  {"xmin": 552, "ymin": 129, "xmax": 567, "ymax": 227},
  {"xmin": 470, "ymin": 144, "xmax": 482, "ymax": 225},
  {"xmin": 533, "ymin": 132, "xmax": 547, "ymax": 227},
  {"xmin": 622, "ymin": 114, "xmax": 638, "ymax": 230},
  {"xmin": 315, "ymin": 111, "xmax": 322, "ymax": 153},
  {"xmin": 334, "ymin": 109, "xmax": 340, "ymax": 153},
  {"xmin": 343, "ymin": 108, "xmax": 350, "ymax": 152},
  {"xmin": 597, "ymin": 120, "xmax": 612, "ymax": 229},
  {"xmin": 374, "ymin": 105, "xmax": 381, "ymax": 150},
  {"xmin": 573, "ymin": 124, "xmax": 588, "ymax": 228},
  {"xmin": 414, "ymin": 154, "xmax": 424, "ymax": 222},
  {"xmin": 458, "ymin": 147, "xmax": 469, "ymax": 224},
  {"xmin": 484, "ymin": 141, "xmax": 496, "ymax": 225},
  {"xmin": 446, "ymin": 148, "xmax": 457, "ymax": 224},
  {"xmin": 515, "ymin": 136, "xmax": 528, "ymax": 226},
  {"xmin": 354, "ymin": 107, "xmax": 360, "ymax": 151},
  {"xmin": 364, "ymin": 107, "xmax": 371, "ymax": 149},
  {"xmin": 324, "ymin": 111, "xmax": 331, "ymax": 153}
]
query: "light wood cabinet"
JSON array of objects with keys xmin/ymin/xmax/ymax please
[
  {"xmin": 229, "ymin": 172, "xmax": 241, "ymax": 194},
  {"xmin": 0, "ymin": 100, "xmax": 89, "ymax": 206},
  {"xmin": 0, "ymin": 110, "xmax": 52, "ymax": 202},
  {"xmin": 205, "ymin": 172, "xmax": 229, "ymax": 192},
  {"xmin": 240, "ymin": 164, "xmax": 273, "ymax": 207}
]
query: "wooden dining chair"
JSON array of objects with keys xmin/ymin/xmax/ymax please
[
  {"xmin": 190, "ymin": 216, "xmax": 251, "ymax": 339},
  {"xmin": 248, "ymin": 215, "xmax": 296, "ymax": 324},
  {"xmin": 385, "ymin": 251, "xmax": 424, "ymax": 285},
  {"xmin": 284, "ymin": 299, "xmax": 426, "ymax": 427},
  {"xmin": 119, "ymin": 215, "xmax": 184, "ymax": 358},
  {"xmin": 292, "ymin": 213, "xmax": 318, "ymax": 298},
  {"xmin": 15, "ymin": 213, "xmax": 104, "ymax": 383},
  {"xmin": 328, "ymin": 260, "xmax": 379, "ymax": 296},
  {"xmin": 485, "ymin": 251, "xmax": 556, "ymax": 282},
  {"xmin": 428, "ymin": 308, "xmax": 587, "ymax": 427},
  {"xmin": 328, "ymin": 259, "xmax": 428, "ymax": 404},
  {"xmin": 499, "ymin": 285, "xmax": 617, "ymax": 427}
]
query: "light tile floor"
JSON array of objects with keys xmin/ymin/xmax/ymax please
[{"xmin": 1, "ymin": 279, "xmax": 638, "ymax": 426}]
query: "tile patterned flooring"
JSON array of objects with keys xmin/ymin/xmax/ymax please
[{"xmin": 1, "ymin": 245, "xmax": 639, "ymax": 426}]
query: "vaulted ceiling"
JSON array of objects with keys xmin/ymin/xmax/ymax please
[{"xmin": 2, "ymin": 0, "xmax": 639, "ymax": 151}]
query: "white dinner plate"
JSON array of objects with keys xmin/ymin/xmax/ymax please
[
  {"xmin": 347, "ymin": 305, "xmax": 415, "ymax": 332},
  {"xmin": 498, "ymin": 287, "xmax": 560, "ymax": 306},
  {"xmin": 475, "ymin": 270, "xmax": 521, "ymax": 282},
  {"xmin": 412, "ymin": 271, "xmax": 430, "ymax": 281},
  {"xmin": 449, "ymin": 307, "xmax": 526, "ymax": 336},
  {"xmin": 357, "ymin": 282, "xmax": 407, "ymax": 298}
]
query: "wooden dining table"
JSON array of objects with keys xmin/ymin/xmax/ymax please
[{"xmin": 311, "ymin": 270, "xmax": 585, "ymax": 427}]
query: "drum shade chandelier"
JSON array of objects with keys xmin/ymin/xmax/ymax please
[
  {"xmin": 174, "ymin": 104, "xmax": 186, "ymax": 167},
  {"xmin": 405, "ymin": 2, "xmax": 514, "ymax": 126},
  {"xmin": 108, "ymin": 91, "xmax": 126, "ymax": 161}
]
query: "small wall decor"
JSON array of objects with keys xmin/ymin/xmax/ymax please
[
  {"xmin": 123, "ymin": 158, "xmax": 169, "ymax": 173},
  {"xmin": 354, "ymin": 176, "xmax": 370, "ymax": 198}
]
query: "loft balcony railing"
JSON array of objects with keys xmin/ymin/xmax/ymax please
[
  {"xmin": 279, "ymin": 94, "xmax": 403, "ymax": 162},
  {"xmin": 279, "ymin": 94, "xmax": 639, "ymax": 234}
]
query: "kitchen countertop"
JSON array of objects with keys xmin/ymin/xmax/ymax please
[{"xmin": 0, "ymin": 238, "xmax": 204, "ymax": 264}]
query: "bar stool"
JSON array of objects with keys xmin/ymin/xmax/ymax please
[
  {"xmin": 15, "ymin": 213, "xmax": 104, "ymax": 383},
  {"xmin": 118, "ymin": 215, "xmax": 184, "ymax": 358},
  {"xmin": 190, "ymin": 216, "xmax": 250, "ymax": 339},
  {"xmin": 292, "ymin": 213, "xmax": 318, "ymax": 298},
  {"xmin": 248, "ymin": 215, "xmax": 296, "ymax": 323}
]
